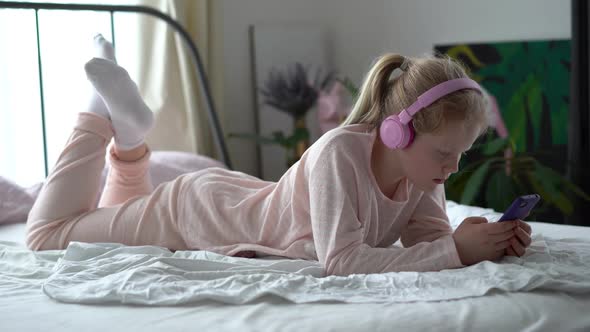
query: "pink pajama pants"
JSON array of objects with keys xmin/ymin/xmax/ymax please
[{"xmin": 26, "ymin": 112, "xmax": 189, "ymax": 251}]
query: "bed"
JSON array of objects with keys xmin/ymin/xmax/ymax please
[
  {"xmin": 1, "ymin": 2, "xmax": 590, "ymax": 332},
  {"xmin": 2, "ymin": 203, "xmax": 590, "ymax": 331}
]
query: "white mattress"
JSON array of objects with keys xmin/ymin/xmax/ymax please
[{"xmin": 1, "ymin": 215, "xmax": 590, "ymax": 331}]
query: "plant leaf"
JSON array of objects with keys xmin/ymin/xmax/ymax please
[
  {"xmin": 481, "ymin": 137, "xmax": 509, "ymax": 156},
  {"xmin": 228, "ymin": 133, "xmax": 282, "ymax": 145},
  {"xmin": 271, "ymin": 131, "xmax": 290, "ymax": 147},
  {"xmin": 485, "ymin": 169, "xmax": 517, "ymax": 212},
  {"xmin": 535, "ymin": 162, "xmax": 590, "ymax": 201},
  {"xmin": 460, "ymin": 159, "xmax": 493, "ymax": 205},
  {"xmin": 553, "ymin": 192, "xmax": 574, "ymax": 215},
  {"xmin": 446, "ymin": 156, "xmax": 504, "ymax": 203},
  {"xmin": 337, "ymin": 77, "xmax": 359, "ymax": 100},
  {"xmin": 528, "ymin": 165, "xmax": 574, "ymax": 215}
]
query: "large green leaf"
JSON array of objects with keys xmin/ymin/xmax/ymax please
[
  {"xmin": 481, "ymin": 137, "xmax": 509, "ymax": 156},
  {"xmin": 446, "ymin": 156, "xmax": 504, "ymax": 203},
  {"xmin": 460, "ymin": 159, "xmax": 493, "ymax": 205},
  {"xmin": 446, "ymin": 171, "xmax": 472, "ymax": 202},
  {"xmin": 471, "ymin": 41, "xmax": 570, "ymax": 148},
  {"xmin": 502, "ymin": 74, "xmax": 540, "ymax": 152},
  {"xmin": 485, "ymin": 169, "xmax": 518, "ymax": 212},
  {"xmin": 535, "ymin": 162, "xmax": 590, "ymax": 201},
  {"xmin": 524, "ymin": 171, "xmax": 556, "ymax": 211},
  {"xmin": 530, "ymin": 165, "xmax": 574, "ymax": 215}
]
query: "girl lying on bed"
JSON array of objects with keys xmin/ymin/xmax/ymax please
[{"xmin": 26, "ymin": 35, "xmax": 532, "ymax": 276}]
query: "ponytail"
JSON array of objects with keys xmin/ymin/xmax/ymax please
[
  {"xmin": 340, "ymin": 53, "xmax": 488, "ymax": 137},
  {"xmin": 341, "ymin": 53, "xmax": 405, "ymax": 127}
]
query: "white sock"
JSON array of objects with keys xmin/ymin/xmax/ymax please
[
  {"xmin": 85, "ymin": 34, "xmax": 117, "ymax": 119},
  {"xmin": 84, "ymin": 57, "xmax": 154, "ymax": 150},
  {"xmin": 94, "ymin": 33, "xmax": 116, "ymax": 61}
]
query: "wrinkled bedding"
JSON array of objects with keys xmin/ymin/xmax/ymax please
[
  {"xmin": 2, "ymin": 202, "xmax": 590, "ymax": 331},
  {"xmin": 36, "ymin": 234, "xmax": 590, "ymax": 305}
]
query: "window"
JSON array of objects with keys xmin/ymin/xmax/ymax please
[{"xmin": 0, "ymin": 1, "xmax": 141, "ymax": 187}]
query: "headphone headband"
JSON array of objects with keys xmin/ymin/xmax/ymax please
[
  {"xmin": 380, "ymin": 77, "xmax": 483, "ymax": 150},
  {"xmin": 398, "ymin": 78, "xmax": 482, "ymax": 124}
]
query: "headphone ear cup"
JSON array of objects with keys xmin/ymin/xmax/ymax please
[{"xmin": 380, "ymin": 115, "xmax": 411, "ymax": 149}]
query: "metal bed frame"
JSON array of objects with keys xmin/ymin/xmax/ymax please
[{"xmin": 0, "ymin": 1, "xmax": 232, "ymax": 173}]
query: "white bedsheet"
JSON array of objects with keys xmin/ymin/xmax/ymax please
[
  {"xmin": 2, "ymin": 202, "xmax": 590, "ymax": 331},
  {"xmin": 38, "ymin": 235, "xmax": 590, "ymax": 306},
  {"xmin": 1, "ymin": 237, "xmax": 590, "ymax": 332}
]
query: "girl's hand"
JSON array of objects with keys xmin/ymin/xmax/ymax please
[
  {"xmin": 505, "ymin": 220, "xmax": 533, "ymax": 257},
  {"xmin": 452, "ymin": 217, "xmax": 518, "ymax": 266}
]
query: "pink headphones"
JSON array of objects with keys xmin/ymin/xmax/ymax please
[{"xmin": 379, "ymin": 78, "xmax": 483, "ymax": 149}]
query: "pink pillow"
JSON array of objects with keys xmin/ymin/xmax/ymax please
[
  {"xmin": 1, "ymin": 151, "xmax": 227, "ymax": 224},
  {"xmin": 0, "ymin": 176, "xmax": 39, "ymax": 225}
]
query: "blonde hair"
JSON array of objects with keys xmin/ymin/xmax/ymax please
[{"xmin": 342, "ymin": 53, "xmax": 488, "ymax": 136}]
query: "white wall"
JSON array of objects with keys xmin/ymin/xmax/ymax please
[
  {"xmin": 219, "ymin": 0, "xmax": 571, "ymax": 175},
  {"xmin": 385, "ymin": 0, "xmax": 571, "ymax": 57},
  {"xmin": 219, "ymin": 0, "xmax": 390, "ymax": 175}
]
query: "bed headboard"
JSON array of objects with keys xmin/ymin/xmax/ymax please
[{"xmin": 0, "ymin": 1, "xmax": 232, "ymax": 173}]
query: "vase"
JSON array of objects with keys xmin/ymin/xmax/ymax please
[{"xmin": 294, "ymin": 117, "xmax": 309, "ymax": 160}]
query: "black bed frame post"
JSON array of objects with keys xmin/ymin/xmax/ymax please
[
  {"xmin": 33, "ymin": 8, "xmax": 49, "ymax": 177},
  {"xmin": 110, "ymin": 11, "xmax": 116, "ymax": 50},
  {"xmin": 568, "ymin": 0, "xmax": 590, "ymax": 226},
  {"xmin": 0, "ymin": 1, "xmax": 233, "ymax": 170}
]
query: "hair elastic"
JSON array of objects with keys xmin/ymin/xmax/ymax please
[{"xmin": 399, "ymin": 58, "xmax": 410, "ymax": 71}]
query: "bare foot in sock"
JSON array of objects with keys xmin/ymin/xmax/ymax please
[
  {"xmin": 85, "ymin": 57, "xmax": 154, "ymax": 150},
  {"xmin": 86, "ymin": 34, "xmax": 117, "ymax": 119}
]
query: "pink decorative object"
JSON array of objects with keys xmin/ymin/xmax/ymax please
[
  {"xmin": 486, "ymin": 92, "xmax": 513, "ymax": 175},
  {"xmin": 488, "ymin": 94, "xmax": 508, "ymax": 139},
  {"xmin": 317, "ymin": 81, "xmax": 351, "ymax": 134}
]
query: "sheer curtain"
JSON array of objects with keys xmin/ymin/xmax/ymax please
[{"xmin": 0, "ymin": 0, "xmax": 223, "ymax": 187}]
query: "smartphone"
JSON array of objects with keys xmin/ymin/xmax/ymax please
[{"xmin": 497, "ymin": 194, "xmax": 541, "ymax": 222}]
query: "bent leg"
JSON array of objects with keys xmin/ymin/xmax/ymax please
[
  {"xmin": 26, "ymin": 112, "xmax": 112, "ymax": 249},
  {"xmin": 98, "ymin": 145, "xmax": 153, "ymax": 207},
  {"xmin": 26, "ymin": 113, "xmax": 188, "ymax": 251}
]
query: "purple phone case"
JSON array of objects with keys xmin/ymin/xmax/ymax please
[{"xmin": 497, "ymin": 194, "xmax": 541, "ymax": 222}]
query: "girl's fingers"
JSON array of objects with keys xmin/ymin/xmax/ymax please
[
  {"xmin": 506, "ymin": 246, "xmax": 517, "ymax": 256},
  {"xmin": 515, "ymin": 227, "xmax": 532, "ymax": 247},
  {"xmin": 518, "ymin": 220, "xmax": 532, "ymax": 235},
  {"xmin": 495, "ymin": 239, "xmax": 512, "ymax": 250},
  {"xmin": 487, "ymin": 221, "xmax": 517, "ymax": 234},
  {"xmin": 492, "ymin": 229, "xmax": 515, "ymax": 244},
  {"xmin": 510, "ymin": 238, "xmax": 526, "ymax": 257}
]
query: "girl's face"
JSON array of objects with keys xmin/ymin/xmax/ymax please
[{"xmin": 398, "ymin": 120, "xmax": 482, "ymax": 192}]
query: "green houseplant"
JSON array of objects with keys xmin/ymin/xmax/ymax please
[{"xmin": 445, "ymin": 134, "xmax": 590, "ymax": 220}]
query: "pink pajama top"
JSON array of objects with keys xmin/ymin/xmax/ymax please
[{"xmin": 181, "ymin": 124, "xmax": 464, "ymax": 276}]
